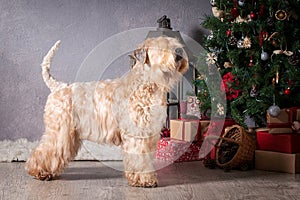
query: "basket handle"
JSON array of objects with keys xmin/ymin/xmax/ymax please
[
  {"xmin": 204, "ymin": 135, "xmax": 241, "ymax": 147},
  {"xmin": 220, "ymin": 136, "xmax": 241, "ymax": 146}
]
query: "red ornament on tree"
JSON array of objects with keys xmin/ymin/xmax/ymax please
[
  {"xmin": 226, "ymin": 29, "xmax": 232, "ymax": 36},
  {"xmin": 284, "ymin": 88, "xmax": 291, "ymax": 95},
  {"xmin": 230, "ymin": 7, "xmax": 240, "ymax": 18},
  {"xmin": 250, "ymin": 12, "xmax": 257, "ymax": 20}
]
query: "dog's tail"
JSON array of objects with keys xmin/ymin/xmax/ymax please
[{"xmin": 41, "ymin": 40, "xmax": 66, "ymax": 92}]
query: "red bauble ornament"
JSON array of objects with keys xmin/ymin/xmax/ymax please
[
  {"xmin": 226, "ymin": 29, "xmax": 232, "ymax": 36},
  {"xmin": 230, "ymin": 7, "xmax": 240, "ymax": 18},
  {"xmin": 250, "ymin": 12, "xmax": 257, "ymax": 20},
  {"xmin": 284, "ymin": 88, "xmax": 291, "ymax": 95},
  {"xmin": 249, "ymin": 61, "xmax": 253, "ymax": 67}
]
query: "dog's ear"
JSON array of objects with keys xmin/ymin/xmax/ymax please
[
  {"xmin": 133, "ymin": 48, "xmax": 148, "ymax": 64},
  {"xmin": 129, "ymin": 55, "xmax": 136, "ymax": 69},
  {"xmin": 175, "ymin": 48, "xmax": 183, "ymax": 62},
  {"xmin": 175, "ymin": 48, "xmax": 189, "ymax": 74}
]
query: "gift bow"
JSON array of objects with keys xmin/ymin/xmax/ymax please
[{"xmin": 273, "ymin": 49, "xmax": 293, "ymax": 56}]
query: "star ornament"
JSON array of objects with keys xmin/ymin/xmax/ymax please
[
  {"xmin": 243, "ymin": 36, "xmax": 252, "ymax": 48},
  {"xmin": 206, "ymin": 52, "xmax": 217, "ymax": 64}
]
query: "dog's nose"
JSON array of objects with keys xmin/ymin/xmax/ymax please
[{"xmin": 175, "ymin": 48, "xmax": 183, "ymax": 62}]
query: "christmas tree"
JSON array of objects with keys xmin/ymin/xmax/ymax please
[{"xmin": 194, "ymin": 0, "xmax": 300, "ymax": 126}]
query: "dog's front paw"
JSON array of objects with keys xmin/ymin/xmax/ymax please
[
  {"xmin": 26, "ymin": 167, "xmax": 55, "ymax": 181},
  {"xmin": 125, "ymin": 172, "xmax": 158, "ymax": 188},
  {"xmin": 37, "ymin": 173, "xmax": 54, "ymax": 181},
  {"xmin": 142, "ymin": 181, "xmax": 158, "ymax": 188}
]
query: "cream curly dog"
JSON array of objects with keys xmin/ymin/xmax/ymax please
[{"xmin": 25, "ymin": 36, "xmax": 188, "ymax": 187}]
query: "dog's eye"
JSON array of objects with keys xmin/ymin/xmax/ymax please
[{"xmin": 175, "ymin": 48, "xmax": 183, "ymax": 62}]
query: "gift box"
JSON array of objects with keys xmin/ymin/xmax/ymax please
[
  {"xmin": 186, "ymin": 96, "xmax": 201, "ymax": 118},
  {"xmin": 267, "ymin": 107, "xmax": 299, "ymax": 134},
  {"xmin": 170, "ymin": 119, "xmax": 201, "ymax": 142},
  {"xmin": 255, "ymin": 150, "xmax": 300, "ymax": 174},
  {"xmin": 256, "ymin": 129, "xmax": 300, "ymax": 153},
  {"xmin": 156, "ymin": 138, "xmax": 202, "ymax": 162}
]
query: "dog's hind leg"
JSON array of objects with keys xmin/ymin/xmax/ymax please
[{"xmin": 25, "ymin": 88, "xmax": 81, "ymax": 180}]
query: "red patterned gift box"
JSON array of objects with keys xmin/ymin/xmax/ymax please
[
  {"xmin": 267, "ymin": 107, "xmax": 299, "ymax": 134},
  {"xmin": 256, "ymin": 129, "xmax": 300, "ymax": 154},
  {"xmin": 156, "ymin": 138, "xmax": 202, "ymax": 162}
]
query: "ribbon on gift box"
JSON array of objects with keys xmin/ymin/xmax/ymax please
[
  {"xmin": 267, "ymin": 107, "xmax": 300, "ymax": 133},
  {"xmin": 290, "ymin": 107, "xmax": 300, "ymax": 120},
  {"xmin": 179, "ymin": 119, "xmax": 201, "ymax": 141},
  {"xmin": 182, "ymin": 120, "xmax": 185, "ymax": 141}
]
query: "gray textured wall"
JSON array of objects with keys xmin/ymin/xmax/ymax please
[{"xmin": 0, "ymin": 0, "xmax": 211, "ymax": 141}]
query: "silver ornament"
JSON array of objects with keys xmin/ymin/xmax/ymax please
[
  {"xmin": 261, "ymin": 50, "xmax": 269, "ymax": 61},
  {"xmin": 207, "ymin": 34, "xmax": 213, "ymax": 40},
  {"xmin": 238, "ymin": 0, "xmax": 245, "ymax": 6},
  {"xmin": 210, "ymin": 0, "xmax": 216, "ymax": 6},
  {"xmin": 268, "ymin": 105, "xmax": 281, "ymax": 117},
  {"xmin": 237, "ymin": 37, "xmax": 244, "ymax": 48}
]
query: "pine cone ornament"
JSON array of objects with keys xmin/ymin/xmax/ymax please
[
  {"xmin": 228, "ymin": 36, "xmax": 237, "ymax": 46},
  {"xmin": 288, "ymin": 52, "xmax": 300, "ymax": 65},
  {"xmin": 250, "ymin": 85, "xmax": 258, "ymax": 97}
]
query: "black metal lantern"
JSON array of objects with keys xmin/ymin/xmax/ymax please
[{"xmin": 146, "ymin": 16, "xmax": 195, "ymax": 61}]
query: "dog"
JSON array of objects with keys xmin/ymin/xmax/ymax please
[{"xmin": 25, "ymin": 36, "xmax": 188, "ymax": 187}]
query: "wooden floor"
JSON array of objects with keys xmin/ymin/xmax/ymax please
[{"xmin": 1, "ymin": 161, "xmax": 300, "ymax": 200}]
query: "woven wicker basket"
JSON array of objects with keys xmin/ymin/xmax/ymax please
[{"xmin": 216, "ymin": 125, "xmax": 256, "ymax": 169}]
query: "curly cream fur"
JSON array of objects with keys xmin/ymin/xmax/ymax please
[{"xmin": 25, "ymin": 36, "xmax": 188, "ymax": 187}]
